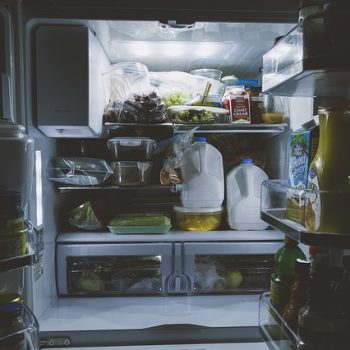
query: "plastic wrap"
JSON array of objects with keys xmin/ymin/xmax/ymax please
[{"xmin": 48, "ymin": 157, "xmax": 113, "ymax": 186}]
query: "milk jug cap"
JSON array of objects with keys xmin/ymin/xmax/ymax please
[
  {"xmin": 195, "ymin": 137, "xmax": 206, "ymax": 143},
  {"xmin": 241, "ymin": 158, "xmax": 253, "ymax": 165}
]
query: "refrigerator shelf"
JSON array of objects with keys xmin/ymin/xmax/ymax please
[
  {"xmin": 261, "ymin": 180, "xmax": 350, "ymax": 248},
  {"xmin": 0, "ymin": 224, "xmax": 38, "ymax": 272},
  {"xmin": 0, "ymin": 303, "xmax": 40, "ymax": 350},
  {"xmin": 57, "ymin": 184, "xmax": 177, "ymax": 193},
  {"xmin": 259, "ymin": 292, "xmax": 299, "ymax": 350},
  {"xmin": 104, "ymin": 122, "xmax": 288, "ymax": 135}
]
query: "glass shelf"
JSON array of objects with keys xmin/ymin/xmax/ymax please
[
  {"xmin": 0, "ymin": 222, "xmax": 38, "ymax": 272},
  {"xmin": 259, "ymin": 292, "xmax": 299, "ymax": 350},
  {"xmin": 103, "ymin": 122, "xmax": 287, "ymax": 136},
  {"xmin": 261, "ymin": 180, "xmax": 350, "ymax": 248},
  {"xmin": 0, "ymin": 303, "xmax": 40, "ymax": 350},
  {"xmin": 57, "ymin": 184, "xmax": 177, "ymax": 193}
]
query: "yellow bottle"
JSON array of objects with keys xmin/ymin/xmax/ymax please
[{"xmin": 305, "ymin": 100, "xmax": 350, "ymax": 233}]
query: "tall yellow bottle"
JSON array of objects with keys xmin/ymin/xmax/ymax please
[{"xmin": 305, "ymin": 100, "xmax": 350, "ymax": 233}]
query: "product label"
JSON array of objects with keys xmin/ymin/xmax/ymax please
[
  {"xmin": 305, "ymin": 167, "xmax": 321, "ymax": 230},
  {"xmin": 222, "ymin": 86, "xmax": 250, "ymax": 123},
  {"xmin": 270, "ymin": 279, "xmax": 292, "ymax": 312}
]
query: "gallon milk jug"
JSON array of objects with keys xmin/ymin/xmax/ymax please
[
  {"xmin": 180, "ymin": 137, "xmax": 224, "ymax": 208},
  {"xmin": 0, "ymin": 119, "xmax": 34, "ymax": 208},
  {"xmin": 226, "ymin": 158, "xmax": 269, "ymax": 230}
]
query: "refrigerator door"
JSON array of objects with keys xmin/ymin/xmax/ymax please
[{"xmin": 0, "ymin": 4, "xmax": 14, "ymax": 120}]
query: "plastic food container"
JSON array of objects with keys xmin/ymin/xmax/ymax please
[
  {"xmin": 108, "ymin": 225, "xmax": 171, "ymax": 235},
  {"xmin": 173, "ymin": 206, "xmax": 223, "ymax": 231},
  {"xmin": 110, "ymin": 161, "xmax": 152, "ymax": 186},
  {"xmin": 107, "ymin": 137, "xmax": 156, "ymax": 161},
  {"xmin": 167, "ymin": 106, "xmax": 230, "ymax": 124},
  {"xmin": 221, "ymin": 75, "xmax": 239, "ymax": 86},
  {"xmin": 190, "ymin": 69, "xmax": 223, "ymax": 81}
]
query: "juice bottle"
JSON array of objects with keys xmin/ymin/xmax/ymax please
[
  {"xmin": 270, "ymin": 236, "xmax": 306, "ymax": 313},
  {"xmin": 305, "ymin": 100, "xmax": 350, "ymax": 233}
]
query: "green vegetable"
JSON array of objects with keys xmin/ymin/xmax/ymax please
[
  {"xmin": 109, "ymin": 214, "xmax": 171, "ymax": 227},
  {"xmin": 78, "ymin": 272, "xmax": 105, "ymax": 292},
  {"xmin": 164, "ymin": 92, "xmax": 188, "ymax": 108},
  {"xmin": 68, "ymin": 202, "xmax": 102, "ymax": 230}
]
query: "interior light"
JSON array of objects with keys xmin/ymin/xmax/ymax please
[
  {"xmin": 35, "ymin": 150, "xmax": 43, "ymax": 227},
  {"xmin": 129, "ymin": 42, "xmax": 153, "ymax": 57},
  {"xmin": 162, "ymin": 43, "xmax": 185, "ymax": 57}
]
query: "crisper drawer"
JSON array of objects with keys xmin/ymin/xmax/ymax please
[
  {"xmin": 56, "ymin": 243, "xmax": 172, "ymax": 296},
  {"xmin": 183, "ymin": 242, "xmax": 283, "ymax": 295}
]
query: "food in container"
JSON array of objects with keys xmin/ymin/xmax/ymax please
[
  {"xmin": 173, "ymin": 206, "xmax": 223, "ymax": 231},
  {"xmin": 167, "ymin": 105, "xmax": 230, "ymax": 124},
  {"xmin": 108, "ymin": 214, "xmax": 171, "ymax": 234},
  {"xmin": 0, "ymin": 229, "xmax": 27, "ymax": 260},
  {"xmin": 110, "ymin": 161, "xmax": 152, "ymax": 186},
  {"xmin": 190, "ymin": 68, "xmax": 223, "ymax": 81},
  {"xmin": 107, "ymin": 137, "xmax": 156, "ymax": 161},
  {"xmin": 261, "ymin": 112, "xmax": 284, "ymax": 124}
]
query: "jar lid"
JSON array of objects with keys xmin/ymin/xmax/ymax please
[
  {"xmin": 173, "ymin": 205, "xmax": 223, "ymax": 213},
  {"xmin": 0, "ymin": 119, "xmax": 25, "ymax": 134}
]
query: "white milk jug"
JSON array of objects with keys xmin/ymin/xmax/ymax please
[
  {"xmin": 226, "ymin": 158, "xmax": 269, "ymax": 230},
  {"xmin": 0, "ymin": 119, "xmax": 34, "ymax": 208},
  {"xmin": 180, "ymin": 137, "xmax": 224, "ymax": 208}
]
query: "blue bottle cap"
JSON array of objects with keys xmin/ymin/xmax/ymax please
[
  {"xmin": 195, "ymin": 137, "xmax": 206, "ymax": 143},
  {"xmin": 241, "ymin": 158, "xmax": 253, "ymax": 165}
]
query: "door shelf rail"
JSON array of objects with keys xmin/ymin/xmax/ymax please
[
  {"xmin": 0, "ymin": 303, "xmax": 40, "ymax": 350},
  {"xmin": 259, "ymin": 292, "xmax": 300, "ymax": 350},
  {"xmin": 0, "ymin": 221, "xmax": 38, "ymax": 272},
  {"xmin": 261, "ymin": 180, "xmax": 350, "ymax": 248}
]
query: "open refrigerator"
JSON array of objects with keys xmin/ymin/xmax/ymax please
[{"xmin": 1, "ymin": 0, "xmax": 350, "ymax": 349}]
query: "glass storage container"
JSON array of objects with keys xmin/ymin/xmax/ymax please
[
  {"xmin": 107, "ymin": 137, "xmax": 156, "ymax": 161},
  {"xmin": 110, "ymin": 161, "xmax": 152, "ymax": 186},
  {"xmin": 173, "ymin": 206, "xmax": 223, "ymax": 231}
]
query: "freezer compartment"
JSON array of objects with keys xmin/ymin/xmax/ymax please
[
  {"xmin": 56, "ymin": 243, "xmax": 172, "ymax": 296},
  {"xmin": 0, "ymin": 303, "xmax": 39, "ymax": 350},
  {"xmin": 183, "ymin": 242, "xmax": 282, "ymax": 295}
]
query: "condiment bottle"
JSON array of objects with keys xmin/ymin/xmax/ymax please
[
  {"xmin": 305, "ymin": 100, "xmax": 350, "ymax": 233},
  {"xmin": 270, "ymin": 236, "xmax": 306, "ymax": 313},
  {"xmin": 282, "ymin": 259, "xmax": 310, "ymax": 331},
  {"xmin": 298, "ymin": 268, "xmax": 342, "ymax": 350}
]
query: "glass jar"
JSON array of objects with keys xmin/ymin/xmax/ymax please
[{"xmin": 0, "ymin": 294, "xmax": 27, "ymax": 350}]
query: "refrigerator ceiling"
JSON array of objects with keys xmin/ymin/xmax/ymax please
[{"xmin": 89, "ymin": 20, "xmax": 295, "ymax": 78}]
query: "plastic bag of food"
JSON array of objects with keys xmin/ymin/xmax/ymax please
[
  {"xmin": 103, "ymin": 91, "xmax": 167, "ymax": 124},
  {"xmin": 159, "ymin": 128, "xmax": 196, "ymax": 185},
  {"xmin": 150, "ymin": 71, "xmax": 225, "ymax": 108},
  {"xmin": 68, "ymin": 202, "xmax": 103, "ymax": 230},
  {"xmin": 48, "ymin": 157, "xmax": 113, "ymax": 186}
]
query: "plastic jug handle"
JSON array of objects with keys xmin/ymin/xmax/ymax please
[
  {"xmin": 198, "ymin": 143, "xmax": 207, "ymax": 175},
  {"xmin": 245, "ymin": 166, "xmax": 255, "ymax": 198}
]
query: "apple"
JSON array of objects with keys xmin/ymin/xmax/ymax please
[{"xmin": 226, "ymin": 270, "xmax": 243, "ymax": 289}]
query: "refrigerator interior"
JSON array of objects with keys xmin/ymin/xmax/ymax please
[{"xmin": 8, "ymin": 3, "xmax": 316, "ymax": 346}]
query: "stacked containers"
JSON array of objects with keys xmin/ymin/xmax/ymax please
[
  {"xmin": 107, "ymin": 137, "xmax": 156, "ymax": 186},
  {"xmin": 174, "ymin": 137, "xmax": 224, "ymax": 231}
]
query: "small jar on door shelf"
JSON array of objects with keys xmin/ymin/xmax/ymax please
[{"xmin": 261, "ymin": 94, "xmax": 285, "ymax": 124}]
